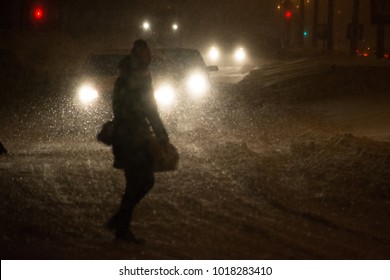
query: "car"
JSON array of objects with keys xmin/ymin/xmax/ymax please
[
  {"xmin": 204, "ymin": 45, "xmax": 249, "ymax": 66},
  {"xmin": 74, "ymin": 49, "xmax": 127, "ymax": 111},
  {"xmin": 151, "ymin": 48, "xmax": 219, "ymax": 112},
  {"xmin": 73, "ymin": 48, "xmax": 218, "ymax": 129}
]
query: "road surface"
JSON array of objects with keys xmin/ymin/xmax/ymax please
[{"xmin": 1, "ymin": 59, "xmax": 389, "ymax": 259}]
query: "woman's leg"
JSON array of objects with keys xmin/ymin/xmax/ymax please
[{"xmin": 109, "ymin": 166, "xmax": 154, "ymax": 241}]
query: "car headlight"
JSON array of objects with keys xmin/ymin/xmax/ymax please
[
  {"xmin": 78, "ymin": 84, "xmax": 98, "ymax": 105},
  {"xmin": 187, "ymin": 72, "xmax": 209, "ymax": 98},
  {"xmin": 154, "ymin": 84, "xmax": 175, "ymax": 106},
  {"xmin": 208, "ymin": 46, "xmax": 220, "ymax": 62},
  {"xmin": 234, "ymin": 47, "xmax": 246, "ymax": 63}
]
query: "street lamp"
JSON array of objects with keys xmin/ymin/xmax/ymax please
[
  {"xmin": 142, "ymin": 21, "xmax": 151, "ymax": 31},
  {"xmin": 141, "ymin": 21, "xmax": 152, "ymax": 38},
  {"xmin": 172, "ymin": 23, "xmax": 178, "ymax": 31}
]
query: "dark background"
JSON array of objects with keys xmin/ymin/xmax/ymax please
[
  {"xmin": 1, "ymin": 0, "xmax": 390, "ymax": 78},
  {"xmin": 1, "ymin": 1, "xmax": 387, "ymax": 50}
]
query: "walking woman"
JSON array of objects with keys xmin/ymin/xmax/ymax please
[{"xmin": 106, "ymin": 39, "xmax": 169, "ymax": 243}]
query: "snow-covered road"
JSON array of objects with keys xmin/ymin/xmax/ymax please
[{"xmin": 1, "ymin": 60, "xmax": 389, "ymax": 259}]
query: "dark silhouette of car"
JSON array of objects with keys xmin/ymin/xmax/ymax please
[
  {"xmin": 75, "ymin": 48, "xmax": 218, "ymax": 110},
  {"xmin": 73, "ymin": 48, "xmax": 218, "ymax": 131}
]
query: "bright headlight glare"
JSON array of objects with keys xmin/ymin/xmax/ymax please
[
  {"xmin": 154, "ymin": 84, "xmax": 175, "ymax": 106},
  {"xmin": 187, "ymin": 73, "xmax": 209, "ymax": 97},
  {"xmin": 234, "ymin": 47, "xmax": 246, "ymax": 63},
  {"xmin": 78, "ymin": 85, "xmax": 98, "ymax": 104},
  {"xmin": 208, "ymin": 46, "xmax": 220, "ymax": 62}
]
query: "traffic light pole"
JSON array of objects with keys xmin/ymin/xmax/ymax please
[
  {"xmin": 327, "ymin": 0, "xmax": 334, "ymax": 51},
  {"xmin": 350, "ymin": 0, "xmax": 360, "ymax": 55},
  {"xmin": 283, "ymin": 0, "xmax": 292, "ymax": 49},
  {"xmin": 376, "ymin": 24, "xmax": 385, "ymax": 59},
  {"xmin": 312, "ymin": 0, "xmax": 319, "ymax": 48},
  {"xmin": 298, "ymin": 0, "xmax": 305, "ymax": 47},
  {"xmin": 285, "ymin": 19, "xmax": 292, "ymax": 49}
]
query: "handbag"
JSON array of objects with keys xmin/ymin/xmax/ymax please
[
  {"xmin": 148, "ymin": 136, "xmax": 179, "ymax": 172},
  {"xmin": 97, "ymin": 120, "xmax": 179, "ymax": 172}
]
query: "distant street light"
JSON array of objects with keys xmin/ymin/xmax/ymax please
[
  {"xmin": 172, "ymin": 23, "xmax": 178, "ymax": 31},
  {"xmin": 141, "ymin": 21, "xmax": 152, "ymax": 38},
  {"xmin": 142, "ymin": 21, "xmax": 150, "ymax": 30}
]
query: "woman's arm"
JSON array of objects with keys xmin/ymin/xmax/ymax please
[{"xmin": 142, "ymin": 78, "xmax": 169, "ymax": 144}]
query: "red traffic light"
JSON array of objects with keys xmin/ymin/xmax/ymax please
[
  {"xmin": 285, "ymin": 10, "xmax": 292, "ymax": 19},
  {"xmin": 33, "ymin": 7, "xmax": 44, "ymax": 21},
  {"xmin": 285, "ymin": 10, "xmax": 292, "ymax": 20}
]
